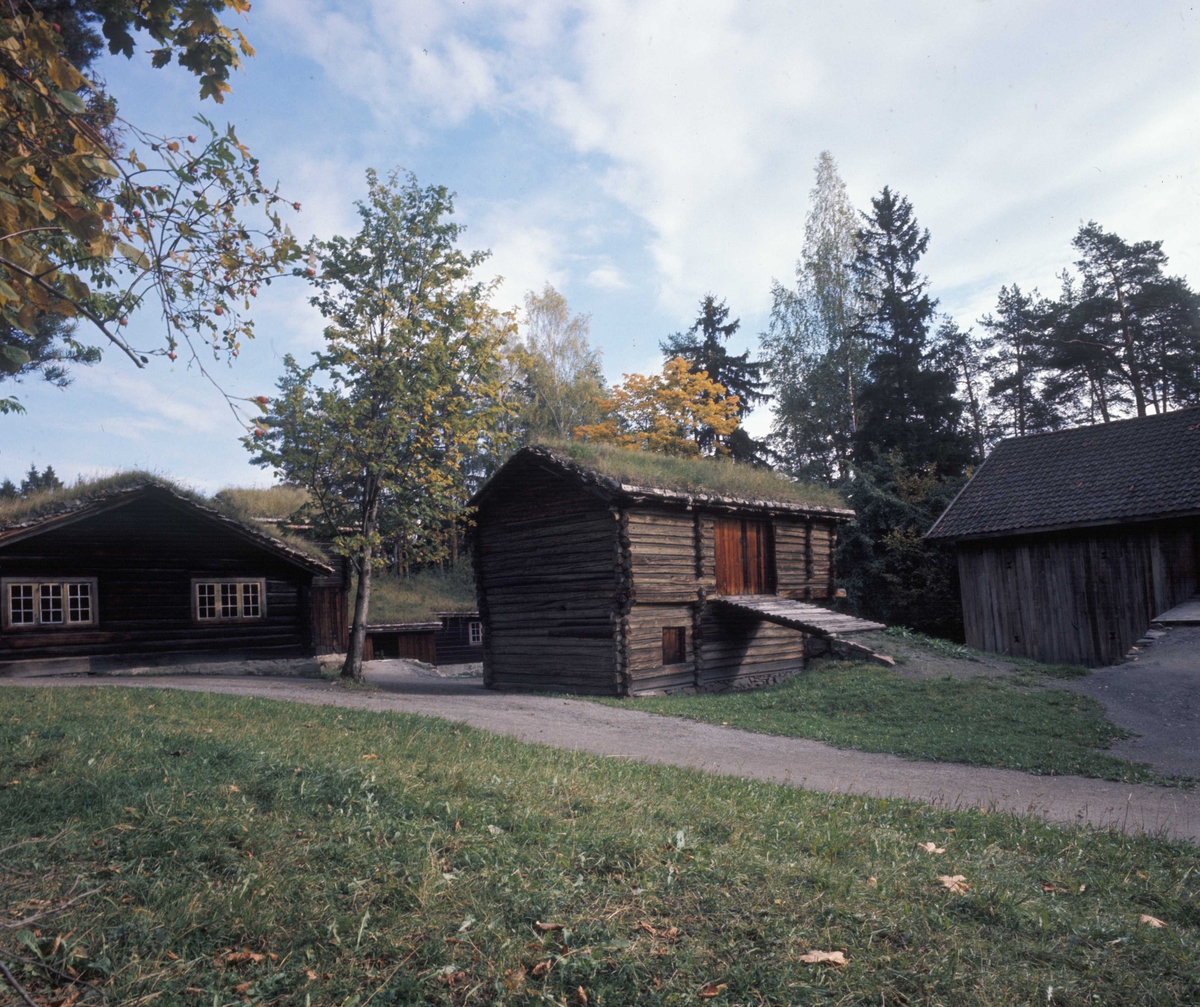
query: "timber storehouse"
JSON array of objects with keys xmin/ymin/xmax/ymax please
[
  {"xmin": 471, "ymin": 445, "xmax": 879, "ymax": 696},
  {"xmin": 927, "ymin": 407, "xmax": 1200, "ymax": 667}
]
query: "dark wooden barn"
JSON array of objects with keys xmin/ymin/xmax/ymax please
[
  {"xmin": 926, "ymin": 408, "xmax": 1200, "ymax": 667},
  {"xmin": 362, "ymin": 612, "xmax": 483, "ymax": 665},
  {"xmin": 435, "ymin": 611, "xmax": 484, "ymax": 665},
  {"xmin": 470, "ymin": 445, "xmax": 881, "ymax": 696},
  {"xmin": 0, "ymin": 477, "xmax": 346, "ymax": 673}
]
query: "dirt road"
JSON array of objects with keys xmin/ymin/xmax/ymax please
[{"xmin": 5, "ymin": 662, "xmax": 1195, "ymax": 843}]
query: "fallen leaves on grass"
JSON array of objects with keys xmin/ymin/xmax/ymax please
[
  {"xmin": 917, "ymin": 841, "xmax": 946, "ymax": 855},
  {"xmin": 503, "ymin": 967, "xmax": 526, "ymax": 992},
  {"xmin": 534, "ymin": 921, "xmax": 564, "ymax": 933},
  {"xmin": 1138, "ymin": 914, "xmax": 1168, "ymax": 928},
  {"xmin": 866, "ymin": 876, "xmax": 877, "ymax": 887},
  {"xmin": 938, "ymin": 875, "xmax": 970, "ymax": 894},
  {"xmin": 637, "ymin": 922, "xmax": 679, "ymax": 939},
  {"xmin": 223, "ymin": 950, "xmax": 264, "ymax": 965},
  {"xmin": 575, "ymin": 986, "xmax": 588, "ymax": 1005},
  {"xmin": 531, "ymin": 960, "xmax": 552, "ymax": 978},
  {"xmin": 228, "ymin": 784, "xmax": 240, "ymax": 793},
  {"xmin": 698, "ymin": 982, "xmax": 728, "ymax": 997},
  {"xmin": 234, "ymin": 981, "xmax": 252, "ymax": 994},
  {"xmin": 362, "ymin": 753, "xmax": 378, "ymax": 760},
  {"xmin": 797, "ymin": 950, "xmax": 847, "ymax": 966}
]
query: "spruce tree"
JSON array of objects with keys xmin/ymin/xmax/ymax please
[
  {"xmin": 850, "ymin": 187, "xmax": 972, "ymax": 475},
  {"xmin": 661, "ymin": 295, "xmax": 767, "ymax": 459}
]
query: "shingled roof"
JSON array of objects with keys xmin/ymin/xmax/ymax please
[{"xmin": 926, "ymin": 406, "xmax": 1200, "ymax": 541}]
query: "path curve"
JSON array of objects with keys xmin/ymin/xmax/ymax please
[{"xmin": 5, "ymin": 663, "xmax": 1196, "ymax": 843}]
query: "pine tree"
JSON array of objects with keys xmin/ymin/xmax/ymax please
[
  {"xmin": 1044, "ymin": 222, "xmax": 1200, "ymax": 419},
  {"xmin": 850, "ymin": 187, "xmax": 972, "ymax": 475},
  {"xmin": 979, "ymin": 285, "xmax": 1060, "ymax": 437},
  {"xmin": 661, "ymin": 295, "xmax": 766, "ymax": 458}
]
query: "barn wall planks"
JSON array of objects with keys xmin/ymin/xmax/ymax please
[
  {"xmin": 957, "ymin": 519, "xmax": 1198, "ymax": 667},
  {"xmin": 474, "ymin": 465, "xmax": 622, "ymax": 694},
  {"xmin": 0, "ymin": 493, "xmax": 322, "ymax": 664}
]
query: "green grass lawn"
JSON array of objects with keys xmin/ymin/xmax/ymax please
[
  {"xmin": 1, "ymin": 687, "xmax": 1197, "ymax": 1006},
  {"xmin": 599, "ymin": 661, "xmax": 1186, "ymax": 786}
]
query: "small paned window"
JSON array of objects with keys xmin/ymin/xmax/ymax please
[
  {"xmin": 68, "ymin": 582, "xmax": 91, "ymax": 624},
  {"xmin": 197, "ymin": 583, "xmax": 218, "ymax": 619},
  {"xmin": 3, "ymin": 579, "xmax": 97, "ymax": 629},
  {"xmin": 468, "ymin": 620, "xmax": 483, "ymax": 646},
  {"xmin": 241, "ymin": 582, "xmax": 261, "ymax": 618},
  {"xmin": 662, "ymin": 626, "xmax": 687, "ymax": 666},
  {"xmin": 39, "ymin": 583, "xmax": 63, "ymax": 624},
  {"xmin": 193, "ymin": 579, "xmax": 266, "ymax": 622},
  {"xmin": 9, "ymin": 584, "xmax": 34, "ymax": 625}
]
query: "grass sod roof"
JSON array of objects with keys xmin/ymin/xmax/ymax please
[
  {"xmin": 213, "ymin": 484, "xmax": 311, "ymax": 521},
  {"xmin": 0, "ymin": 471, "xmax": 334, "ymax": 571},
  {"xmin": 475, "ymin": 441, "xmax": 850, "ymax": 515},
  {"xmin": 927, "ymin": 405, "xmax": 1200, "ymax": 541},
  {"xmin": 366, "ymin": 564, "xmax": 478, "ymax": 625}
]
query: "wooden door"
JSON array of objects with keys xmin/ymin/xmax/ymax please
[
  {"xmin": 715, "ymin": 518, "xmax": 775, "ymax": 595},
  {"xmin": 310, "ymin": 585, "xmax": 348, "ymax": 653}
]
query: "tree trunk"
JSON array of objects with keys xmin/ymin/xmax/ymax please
[
  {"xmin": 343, "ymin": 482, "xmax": 381, "ymax": 682},
  {"xmin": 451, "ymin": 512, "xmax": 459, "ymax": 566}
]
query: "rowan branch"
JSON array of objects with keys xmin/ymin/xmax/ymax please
[{"xmin": 0, "ymin": 255, "xmax": 144, "ymax": 367}]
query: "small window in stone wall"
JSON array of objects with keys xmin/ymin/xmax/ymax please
[{"xmin": 662, "ymin": 626, "xmax": 686, "ymax": 665}]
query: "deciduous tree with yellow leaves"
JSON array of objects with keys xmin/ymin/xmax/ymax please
[{"xmin": 574, "ymin": 356, "xmax": 740, "ymax": 456}]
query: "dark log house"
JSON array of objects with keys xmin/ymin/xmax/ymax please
[
  {"xmin": 927, "ymin": 407, "xmax": 1200, "ymax": 666},
  {"xmin": 470, "ymin": 445, "xmax": 881, "ymax": 696},
  {"xmin": 0, "ymin": 476, "xmax": 346, "ymax": 673}
]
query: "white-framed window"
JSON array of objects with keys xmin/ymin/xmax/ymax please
[
  {"xmin": 192, "ymin": 579, "xmax": 266, "ymax": 622},
  {"xmin": 468, "ymin": 620, "xmax": 483, "ymax": 646},
  {"xmin": 2, "ymin": 578, "xmax": 97, "ymax": 630}
]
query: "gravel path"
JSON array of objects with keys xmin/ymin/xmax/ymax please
[
  {"xmin": 1061, "ymin": 625, "xmax": 1200, "ymax": 779},
  {"xmin": 5, "ymin": 662, "xmax": 1196, "ymax": 843}
]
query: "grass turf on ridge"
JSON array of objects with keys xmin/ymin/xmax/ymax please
[
  {"xmin": 542, "ymin": 439, "xmax": 847, "ymax": 510},
  {"xmin": 595, "ymin": 660, "xmax": 1188, "ymax": 786},
  {"xmin": 1, "ymin": 686, "xmax": 1196, "ymax": 1006}
]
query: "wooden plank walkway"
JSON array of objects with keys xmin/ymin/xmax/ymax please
[
  {"xmin": 1154, "ymin": 595, "xmax": 1200, "ymax": 625},
  {"xmin": 712, "ymin": 595, "xmax": 885, "ymax": 637}
]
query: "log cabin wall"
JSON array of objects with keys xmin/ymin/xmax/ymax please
[
  {"xmin": 957, "ymin": 518, "xmax": 1198, "ymax": 667},
  {"xmin": 622, "ymin": 506, "xmax": 834, "ymax": 695},
  {"xmin": 623, "ymin": 506, "xmax": 700, "ymax": 694},
  {"xmin": 0, "ymin": 494, "xmax": 320, "ymax": 666},
  {"xmin": 474, "ymin": 466, "xmax": 623, "ymax": 694},
  {"xmin": 773, "ymin": 517, "xmax": 838, "ymax": 600}
]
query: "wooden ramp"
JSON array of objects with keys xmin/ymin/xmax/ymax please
[
  {"xmin": 712, "ymin": 595, "xmax": 884, "ymax": 638},
  {"xmin": 1153, "ymin": 596, "xmax": 1200, "ymax": 625}
]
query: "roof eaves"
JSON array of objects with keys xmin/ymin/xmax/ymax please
[{"xmin": 0, "ymin": 479, "xmax": 334, "ymax": 574}]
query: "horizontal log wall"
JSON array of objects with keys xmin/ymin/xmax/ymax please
[
  {"xmin": 698, "ymin": 602, "xmax": 806, "ymax": 691},
  {"xmin": 0, "ymin": 495, "xmax": 314, "ymax": 664},
  {"xmin": 772, "ymin": 517, "xmax": 838, "ymax": 601},
  {"xmin": 625, "ymin": 602, "xmax": 697, "ymax": 695},
  {"xmin": 958, "ymin": 519, "xmax": 1198, "ymax": 667},
  {"xmin": 627, "ymin": 510, "xmax": 701, "ymax": 604},
  {"xmin": 475, "ymin": 468, "xmax": 621, "ymax": 694}
]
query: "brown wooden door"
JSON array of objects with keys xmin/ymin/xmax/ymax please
[
  {"xmin": 310, "ymin": 585, "xmax": 347, "ymax": 653},
  {"xmin": 715, "ymin": 517, "xmax": 775, "ymax": 595}
]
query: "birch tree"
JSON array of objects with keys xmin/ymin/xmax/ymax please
[
  {"xmin": 761, "ymin": 151, "xmax": 868, "ymax": 480},
  {"xmin": 248, "ymin": 170, "xmax": 512, "ymax": 681}
]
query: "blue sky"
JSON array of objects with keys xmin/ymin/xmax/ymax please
[{"xmin": 5, "ymin": 0, "xmax": 1199, "ymax": 491}]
